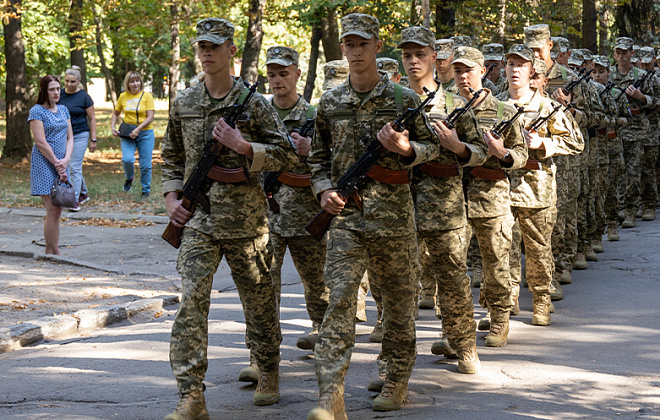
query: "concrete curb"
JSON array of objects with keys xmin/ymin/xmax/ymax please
[
  {"xmin": 0, "ymin": 207, "xmax": 169, "ymax": 224},
  {"xmin": 0, "ymin": 295, "xmax": 180, "ymax": 354}
]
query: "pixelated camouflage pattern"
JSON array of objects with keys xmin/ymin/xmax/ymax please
[
  {"xmin": 265, "ymin": 46, "xmax": 299, "ymax": 67},
  {"xmin": 161, "ymin": 76, "xmax": 297, "ymax": 239},
  {"xmin": 552, "ymin": 157, "xmax": 580, "ymax": 273},
  {"xmin": 594, "ymin": 164, "xmax": 609, "ymax": 238},
  {"xmin": 605, "ymin": 150, "xmax": 626, "ymax": 221},
  {"xmin": 576, "ymin": 167, "xmax": 594, "ymax": 252},
  {"xmin": 492, "ymin": 76, "xmax": 508, "ymax": 96},
  {"xmin": 524, "ymin": 24, "xmax": 550, "ymax": 49},
  {"xmin": 340, "ymin": 13, "xmax": 379, "ymax": 40},
  {"xmin": 309, "ymin": 73, "xmax": 438, "ymax": 237},
  {"xmin": 641, "ymin": 145, "xmax": 658, "ymax": 208}
]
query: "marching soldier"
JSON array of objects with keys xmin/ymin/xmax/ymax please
[
  {"xmin": 482, "ymin": 43, "xmax": 507, "ymax": 95},
  {"xmin": 436, "ymin": 39, "xmax": 456, "ymax": 92},
  {"xmin": 637, "ymin": 46, "xmax": 659, "ymax": 221}
]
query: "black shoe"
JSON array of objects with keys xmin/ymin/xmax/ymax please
[
  {"xmin": 123, "ymin": 178, "xmax": 133, "ymax": 192},
  {"xmin": 141, "ymin": 191, "xmax": 150, "ymax": 199}
]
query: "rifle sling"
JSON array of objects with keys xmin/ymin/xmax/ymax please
[
  {"xmin": 365, "ymin": 164, "xmax": 410, "ymax": 184},
  {"xmin": 277, "ymin": 171, "xmax": 312, "ymax": 187},
  {"xmin": 207, "ymin": 165, "xmax": 248, "ymax": 183},
  {"xmin": 419, "ymin": 162, "xmax": 460, "ymax": 178}
]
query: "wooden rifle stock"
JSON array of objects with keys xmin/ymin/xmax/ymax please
[
  {"xmin": 162, "ymin": 195, "xmax": 193, "ymax": 249},
  {"xmin": 305, "ymin": 209, "xmax": 335, "ymax": 241}
]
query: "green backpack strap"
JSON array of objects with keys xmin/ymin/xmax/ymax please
[
  {"xmin": 394, "ymin": 83, "xmax": 403, "ymax": 114},
  {"xmin": 561, "ymin": 66, "xmax": 568, "ymax": 80},
  {"xmin": 306, "ymin": 104, "xmax": 316, "ymax": 119},
  {"xmin": 496, "ymin": 101, "xmax": 505, "ymax": 123},
  {"xmin": 634, "ymin": 67, "xmax": 639, "ymax": 82},
  {"xmin": 238, "ymin": 86, "xmax": 250, "ymax": 102},
  {"xmin": 446, "ymin": 91, "xmax": 454, "ymax": 113}
]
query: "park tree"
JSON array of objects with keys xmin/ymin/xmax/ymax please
[
  {"xmin": 241, "ymin": 0, "xmax": 266, "ymax": 84},
  {"xmin": 68, "ymin": 0, "xmax": 87, "ymax": 89}
]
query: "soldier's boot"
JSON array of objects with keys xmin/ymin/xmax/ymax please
[
  {"xmin": 573, "ymin": 252, "xmax": 588, "ymax": 269},
  {"xmin": 477, "ymin": 310, "xmax": 491, "ymax": 331},
  {"xmin": 521, "ymin": 268, "xmax": 528, "ymax": 287},
  {"xmin": 434, "ymin": 302, "xmax": 442, "ymax": 320},
  {"xmin": 559, "ymin": 269, "xmax": 572, "ymax": 285},
  {"xmin": 549, "ymin": 302, "xmax": 555, "ymax": 313},
  {"xmin": 457, "ymin": 344, "xmax": 481, "ymax": 374},
  {"xmin": 642, "ymin": 208, "xmax": 656, "ymax": 221},
  {"xmin": 297, "ymin": 322, "xmax": 320, "ymax": 350},
  {"xmin": 431, "ymin": 337, "xmax": 458, "ymax": 358},
  {"xmin": 367, "ymin": 371, "xmax": 386, "ymax": 393},
  {"xmin": 591, "ymin": 238, "xmax": 604, "ymax": 253},
  {"xmin": 356, "ymin": 293, "xmax": 367, "ymax": 324},
  {"xmin": 550, "ymin": 273, "xmax": 565, "ymax": 301},
  {"xmin": 238, "ymin": 356, "xmax": 259, "ymax": 384},
  {"xmin": 618, "ymin": 210, "xmax": 625, "ymax": 224},
  {"xmin": 372, "ymin": 380, "xmax": 409, "ymax": 412},
  {"xmin": 164, "ymin": 390, "xmax": 210, "ymax": 420},
  {"xmin": 253, "ymin": 367, "xmax": 279, "ymax": 406},
  {"xmin": 622, "ymin": 214, "xmax": 636, "ymax": 229},
  {"xmin": 531, "ymin": 292, "xmax": 552, "ymax": 326},
  {"xmin": 307, "ymin": 392, "xmax": 347, "ymax": 420},
  {"xmin": 636, "ymin": 205, "xmax": 644, "ymax": 219},
  {"xmin": 369, "ymin": 320, "xmax": 384, "ymax": 343},
  {"xmin": 485, "ymin": 309, "xmax": 510, "ymax": 347},
  {"xmin": 585, "ymin": 244, "xmax": 598, "ymax": 262},
  {"xmin": 471, "ymin": 265, "xmax": 483, "ymax": 288},
  {"xmin": 418, "ymin": 291, "xmax": 436, "ymax": 310},
  {"xmin": 607, "ymin": 221, "xmax": 620, "ymax": 241},
  {"xmin": 467, "ymin": 256, "xmax": 472, "ymax": 268},
  {"xmin": 510, "ymin": 289, "xmax": 520, "ymax": 316}
]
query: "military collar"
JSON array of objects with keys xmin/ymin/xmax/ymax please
[
  {"xmin": 344, "ymin": 73, "xmax": 391, "ymax": 105},
  {"xmin": 274, "ymin": 94, "xmax": 309, "ymax": 122},
  {"xmin": 201, "ymin": 76, "xmax": 247, "ymax": 111}
]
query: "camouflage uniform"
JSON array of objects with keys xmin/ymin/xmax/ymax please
[
  {"xmin": 638, "ymin": 47, "xmax": 660, "ymax": 216},
  {"xmin": 436, "ymin": 39, "xmax": 458, "ymax": 94},
  {"xmin": 481, "ymin": 44, "xmax": 507, "ymax": 96},
  {"xmin": 161, "ymin": 23, "xmax": 298, "ymax": 395},
  {"xmin": 308, "ymin": 15, "xmax": 438, "ymax": 409}
]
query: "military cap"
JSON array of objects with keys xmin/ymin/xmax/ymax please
[
  {"xmin": 533, "ymin": 59, "xmax": 548, "ymax": 76},
  {"xmin": 524, "ymin": 24, "xmax": 551, "ymax": 48},
  {"xmin": 579, "ymin": 49, "xmax": 593, "ymax": 61},
  {"xmin": 452, "ymin": 46, "xmax": 484, "ymax": 68},
  {"xmin": 435, "ymin": 39, "xmax": 454, "ymax": 60},
  {"xmin": 551, "ymin": 37, "xmax": 570, "ymax": 53},
  {"xmin": 639, "ymin": 46, "xmax": 655, "ymax": 64},
  {"xmin": 631, "ymin": 45, "xmax": 640, "ymax": 63},
  {"xmin": 397, "ymin": 26, "xmax": 435, "ymax": 49},
  {"xmin": 323, "ymin": 60, "xmax": 349, "ymax": 91},
  {"xmin": 376, "ymin": 57, "xmax": 399, "ymax": 78},
  {"xmin": 193, "ymin": 18, "xmax": 234, "ymax": 45},
  {"xmin": 451, "ymin": 35, "xmax": 472, "ymax": 48},
  {"xmin": 614, "ymin": 37, "xmax": 634, "ymax": 51},
  {"xmin": 482, "ymin": 43, "xmax": 504, "ymax": 61},
  {"xmin": 568, "ymin": 49, "xmax": 584, "ymax": 66},
  {"xmin": 341, "ymin": 13, "xmax": 379, "ymax": 40},
  {"xmin": 265, "ymin": 46, "xmax": 299, "ymax": 67},
  {"xmin": 505, "ymin": 44, "xmax": 535, "ymax": 64},
  {"xmin": 593, "ymin": 55, "xmax": 611, "ymax": 69}
]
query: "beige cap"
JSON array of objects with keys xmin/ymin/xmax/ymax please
[
  {"xmin": 551, "ymin": 37, "xmax": 570, "ymax": 53},
  {"xmin": 593, "ymin": 55, "xmax": 611, "ymax": 69},
  {"xmin": 340, "ymin": 13, "xmax": 379, "ymax": 40},
  {"xmin": 524, "ymin": 24, "xmax": 551, "ymax": 48},
  {"xmin": 193, "ymin": 18, "xmax": 234, "ymax": 45},
  {"xmin": 451, "ymin": 35, "xmax": 472, "ymax": 48},
  {"xmin": 376, "ymin": 57, "xmax": 399, "ymax": 78},
  {"xmin": 533, "ymin": 59, "xmax": 548, "ymax": 76},
  {"xmin": 631, "ymin": 45, "xmax": 640, "ymax": 63},
  {"xmin": 614, "ymin": 37, "xmax": 634, "ymax": 51},
  {"xmin": 505, "ymin": 44, "xmax": 535, "ymax": 63},
  {"xmin": 579, "ymin": 49, "xmax": 593, "ymax": 61},
  {"xmin": 435, "ymin": 39, "xmax": 454, "ymax": 60},
  {"xmin": 265, "ymin": 46, "xmax": 298, "ymax": 67},
  {"xmin": 452, "ymin": 46, "xmax": 484, "ymax": 68},
  {"xmin": 323, "ymin": 60, "xmax": 349, "ymax": 91},
  {"xmin": 639, "ymin": 46, "xmax": 655, "ymax": 64},
  {"xmin": 568, "ymin": 49, "xmax": 584, "ymax": 66},
  {"xmin": 482, "ymin": 43, "xmax": 504, "ymax": 61},
  {"xmin": 397, "ymin": 26, "xmax": 435, "ymax": 49}
]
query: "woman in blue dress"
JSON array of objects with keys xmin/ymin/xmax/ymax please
[{"xmin": 28, "ymin": 75, "xmax": 74, "ymax": 255}]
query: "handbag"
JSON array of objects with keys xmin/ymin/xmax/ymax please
[
  {"xmin": 118, "ymin": 91, "xmax": 145, "ymax": 139},
  {"xmin": 49, "ymin": 179, "xmax": 77, "ymax": 208}
]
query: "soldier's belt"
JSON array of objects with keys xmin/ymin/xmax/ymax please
[
  {"xmin": 630, "ymin": 107, "xmax": 641, "ymax": 115},
  {"xmin": 207, "ymin": 165, "xmax": 248, "ymax": 183},
  {"xmin": 597, "ymin": 128, "xmax": 617, "ymax": 138},
  {"xmin": 277, "ymin": 171, "xmax": 311, "ymax": 187},
  {"xmin": 470, "ymin": 166, "xmax": 507, "ymax": 180},
  {"xmin": 365, "ymin": 165, "xmax": 410, "ymax": 184},
  {"xmin": 523, "ymin": 159, "xmax": 543, "ymax": 171},
  {"xmin": 419, "ymin": 162, "xmax": 460, "ymax": 178}
]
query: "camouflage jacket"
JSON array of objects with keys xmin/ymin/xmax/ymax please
[
  {"xmin": 497, "ymin": 90, "xmax": 584, "ymax": 208},
  {"xmin": 465, "ymin": 89, "xmax": 528, "ymax": 218},
  {"xmin": 309, "ymin": 74, "xmax": 438, "ymax": 237},
  {"xmin": 415, "ymin": 89, "xmax": 486, "ymax": 231},
  {"xmin": 609, "ymin": 66, "xmax": 652, "ymax": 142},
  {"xmin": 161, "ymin": 76, "xmax": 297, "ymax": 239},
  {"xmin": 643, "ymin": 72, "xmax": 660, "ymax": 146},
  {"xmin": 265, "ymin": 96, "xmax": 321, "ymax": 237},
  {"xmin": 491, "ymin": 74, "xmax": 508, "ymax": 97},
  {"xmin": 483, "ymin": 78, "xmax": 497, "ymax": 95},
  {"xmin": 442, "ymin": 78, "xmax": 459, "ymax": 95}
]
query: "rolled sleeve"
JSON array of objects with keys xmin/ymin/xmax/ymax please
[
  {"xmin": 538, "ymin": 137, "xmax": 556, "ymax": 159},
  {"xmin": 400, "ymin": 141, "xmax": 433, "ymax": 168},
  {"xmin": 247, "ymin": 142, "xmax": 266, "ymax": 172},
  {"xmin": 311, "ymin": 179, "xmax": 335, "ymax": 200},
  {"xmin": 163, "ymin": 179, "xmax": 184, "ymax": 195},
  {"xmin": 460, "ymin": 143, "xmax": 487, "ymax": 167}
]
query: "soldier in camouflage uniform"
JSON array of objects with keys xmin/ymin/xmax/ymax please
[
  {"xmin": 436, "ymin": 39, "xmax": 456, "ymax": 92},
  {"xmin": 453, "ymin": 46, "xmax": 528, "ymax": 347},
  {"xmin": 262, "ymin": 46, "xmax": 329, "ymax": 353},
  {"xmin": 551, "ymin": 37, "xmax": 570, "ymax": 65},
  {"xmin": 378, "ymin": 57, "xmax": 402, "ymax": 84},
  {"xmin": 609, "ymin": 37, "xmax": 655, "ymax": 229},
  {"xmin": 482, "ymin": 43, "xmax": 507, "ymax": 95},
  {"xmin": 638, "ymin": 46, "xmax": 659, "ymax": 221},
  {"xmin": 497, "ymin": 44, "xmax": 584, "ymax": 326},
  {"xmin": 632, "ymin": 45, "xmax": 641, "ymax": 68},
  {"xmin": 323, "ymin": 60, "xmax": 349, "ymax": 91},
  {"xmin": 161, "ymin": 18, "xmax": 298, "ymax": 419},
  {"xmin": 306, "ymin": 14, "xmax": 438, "ymax": 419}
]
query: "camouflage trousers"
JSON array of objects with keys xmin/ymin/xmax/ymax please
[
  {"xmin": 270, "ymin": 232, "xmax": 329, "ymax": 326},
  {"xmin": 594, "ymin": 165, "xmax": 609, "ymax": 238},
  {"xmin": 622, "ymin": 140, "xmax": 643, "ymax": 216},
  {"xmin": 552, "ymin": 162, "xmax": 580, "ymax": 273},
  {"xmin": 605, "ymin": 151, "xmax": 626, "ymax": 222},
  {"xmin": 467, "ymin": 231, "xmax": 482, "ymax": 269},
  {"xmin": 510, "ymin": 206, "xmax": 557, "ymax": 299},
  {"xmin": 641, "ymin": 145, "xmax": 659, "ymax": 209},
  {"xmin": 170, "ymin": 228, "xmax": 281, "ymax": 395},
  {"xmin": 577, "ymin": 167, "xmax": 595, "ymax": 253},
  {"xmin": 315, "ymin": 229, "xmax": 417, "ymax": 396},
  {"xmin": 419, "ymin": 238, "xmax": 437, "ymax": 300},
  {"xmin": 469, "ymin": 214, "xmax": 514, "ymax": 312},
  {"xmin": 419, "ymin": 227, "xmax": 475, "ymax": 352}
]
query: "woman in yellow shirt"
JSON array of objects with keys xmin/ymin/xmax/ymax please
[{"xmin": 111, "ymin": 71, "xmax": 155, "ymax": 198}]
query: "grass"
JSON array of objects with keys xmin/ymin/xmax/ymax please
[{"xmin": 0, "ymin": 104, "xmax": 170, "ymax": 215}]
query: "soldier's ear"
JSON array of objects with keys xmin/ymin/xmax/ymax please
[{"xmin": 375, "ymin": 38, "xmax": 383, "ymax": 54}]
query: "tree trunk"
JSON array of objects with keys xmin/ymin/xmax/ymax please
[
  {"xmin": 2, "ymin": 0, "xmax": 32, "ymax": 160},
  {"xmin": 421, "ymin": 0, "xmax": 431, "ymax": 29},
  {"xmin": 303, "ymin": 23, "xmax": 322, "ymax": 103},
  {"xmin": 92, "ymin": 6, "xmax": 117, "ymax": 106},
  {"xmin": 598, "ymin": 2, "xmax": 609, "ymax": 55},
  {"xmin": 169, "ymin": 1, "xmax": 180, "ymax": 110},
  {"xmin": 496, "ymin": 0, "xmax": 506, "ymax": 44},
  {"xmin": 582, "ymin": 0, "xmax": 597, "ymax": 51},
  {"xmin": 68, "ymin": 0, "xmax": 87, "ymax": 90},
  {"xmin": 240, "ymin": 0, "xmax": 265, "ymax": 84},
  {"xmin": 435, "ymin": 0, "xmax": 456, "ymax": 38},
  {"xmin": 321, "ymin": 8, "xmax": 342, "ymax": 61},
  {"xmin": 410, "ymin": 0, "xmax": 418, "ymax": 25}
]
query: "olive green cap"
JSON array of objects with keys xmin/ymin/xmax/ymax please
[
  {"xmin": 593, "ymin": 55, "xmax": 611, "ymax": 69},
  {"xmin": 435, "ymin": 39, "xmax": 454, "ymax": 60},
  {"xmin": 580, "ymin": 49, "xmax": 593, "ymax": 61},
  {"xmin": 505, "ymin": 44, "xmax": 535, "ymax": 64},
  {"xmin": 451, "ymin": 35, "xmax": 472, "ymax": 48},
  {"xmin": 265, "ymin": 46, "xmax": 299, "ymax": 67},
  {"xmin": 452, "ymin": 46, "xmax": 484, "ymax": 68},
  {"xmin": 376, "ymin": 57, "xmax": 399, "ymax": 78},
  {"xmin": 323, "ymin": 60, "xmax": 349, "ymax": 91},
  {"xmin": 568, "ymin": 49, "xmax": 584, "ymax": 66},
  {"xmin": 551, "ymin": 37, "xmax": 570, "ymax": 53},
  {"xmin": 533, "ymin": 59, "xmax": 548, "ymax": 76},
  {"xmin": 397, "ymin": 26, "xmax": 435, "ymax": 49},
  {"xmin": 193, "ymin": 18, "xmax": 234, "ymax": 45},
  {"xmin": 524, "ymin": 24, "xmax": 551, "ymax": 48},
  {"xmin": 639, "ymin": 46, "xmax": 655, "ymax": 64},
  {"xmin": 340, "ymin": 13, "xmax": 379, "ymax": 40},
  {"xmin": 482, "ymin": 43, "xmax": 504, "ymax": 61},
  {"xmin": 614, "ymin": 37, "xmax": 634, "ymax": 51}
]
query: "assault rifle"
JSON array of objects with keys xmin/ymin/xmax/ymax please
[
  {"xmin": 491, "ymin": 104, "xmax": 525, "ymax": 139},
  {"xmin": 161, "ymin": 81, "xmax": 260, "ymax": 248},
  {"xmin": 560, "ymin": 68, "xmax": 593, "ymax": 96},
  {"xmin": 304, "ymin": 87, "xmax": 436, "ymax": 241},
  {"xmin": 442, "ymin": 88, "xmax": 483, "ymax": 129},
  {"xmin": 526, "ymin": 102, "xmax": 563, "ymax": 132},
  {"xmin": 263, "ymin": 116, "xmax": 316, "ymax": 212},
  {"xmin": 600, "ymin": 81, "xmax": 616, "ymax": 99},
  {"xmin": 616, "ymin": 69, "xmax": 656, "ymax": 100},
  {"xmin": 482, "ymin": 63, "xmax": 496, "ymax": 83}
]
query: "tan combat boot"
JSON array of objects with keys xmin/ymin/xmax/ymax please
[
  {"xmin": 485, "ymin": 309, "xmax": 510, "ymax": 347},
  {"xmin": 636, "ymin": 205, "xmax": 644, "ymax": 219},
  {"xmin": 622, "ymin": 214, "xmax": 636, "ymax": 228},
  {"xmin": 510, "ymin": 289, "xmax": 520, "ymax": 316},
  {"xmin": 367, "ymin": 371, "xmax": 386, "ymax": 393},
  {"xmin": 418, "ymin": 291, "xmax": 435, "ymax": 309},
  {"xmin": 431, "ymin": 337, "xmax": 458, "ymax": 358},
  {"xmin": 457, "ymin": 344, "xmax": 481, "ymax": 374},
  {"xmin": 584, "ymin": 244, "xmax": 598, "ymax": 262},
  {"xmin": 372, "ymin": 380, "xmax": 409, "ymax": 411},
  {"xmin": 550, "ymin": 273, "xmax": 564, "ymax": 301},
  {"xmin": 607, "ymin": 221, "xmax": 620, "ymax": 241},
  {"xmin": 642, "ymin": 207, "xmax": 656, "ymax": 221},
  {"xmin": 297, "ymin": 322, "xmax": 319, "ymax": 350},
  {"xmin": 477, "ymin": 310, "xmax": 491, "ymax": 331},
  {"xmin": 164, "ymin": 390, "xmax": 209, "ymax": 420},
  {"xmin": 573, "ymin": 252, "xmax": 588, "ymax": 269},
  {"xmin": 591, "ymin": 238, "xmax": 604, "ymax": 253},
  {"xmin": 238, "ymin": 357, "xmax": 259, "ymax": 384},
  {"xmin": 559, "ymin": 269, "xmax": 572, "ymax": 285},
  {"xmin": 532, "ymin": 292, "xmax": 551, "ymax": 326},
  {"xmin": 253, "ymin": 368, "xmax": 279, "ymax": 406},
  {"xmin": 369, "ymin": 320, "xmax": 384, "ymax": 343},
  {"xmin": 471, "ymin": 265, "xmax": 483, "ymax": 288},
  {"xmin": 307, "ymin": 392, "xmax": 347, "ymax": 420}
]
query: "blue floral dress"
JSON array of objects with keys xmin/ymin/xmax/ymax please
[{"xmin": 28, "ymin": 104, "xmax": 70, "ymax": 195}]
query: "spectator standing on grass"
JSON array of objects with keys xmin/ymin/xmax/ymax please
[
  {"xmin": 28, "ymin": 75, "xmax": 74, "ymax": 255},
  {"xmin": 110, "ymin": 71, "xmax": 155, "ymax": 198},
  {"xmin": 59, "ymin": 66, "xmax": 97, "ymax": 211}
]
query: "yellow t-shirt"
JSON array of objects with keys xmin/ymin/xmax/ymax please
[{"xmin": 115, "ymin": 91, "xmax": 155, "ymax": 130}]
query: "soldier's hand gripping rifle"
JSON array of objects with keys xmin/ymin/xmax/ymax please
[
  {"xmin": 305, "ymin": 87, "xmax": 437, "ymax": 241},
  {"xmin": 262, "ymin": 117, "xmax": 316, "ymax": 212},
  {"xmin": 443, "ymin": 88, "xmax": 483, "ymax": 129},
  {"xmin": 161, "ymin": 81, "xmax": 260, "ymax": 248},
  {"xmin": 482, "ymin": 63, "xmax": 496, "ymax": 83},
  {"xmin": 616, "ymin": 69, "xmax": 656, "ymax": 101},
  {"xmin": 600, "ymin": 81, "xmax": 616, "ymax": 99},
  {"xmin": 490, "ymin": 104, "xmax": 526, "ymax": 139},
  {"xmin": 560, "ymin": 68, "xmax": 593, "ymax": 97},
  {"xmin": 526, "ymin": 102, "xmax": 563, "ymax": 133}
]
